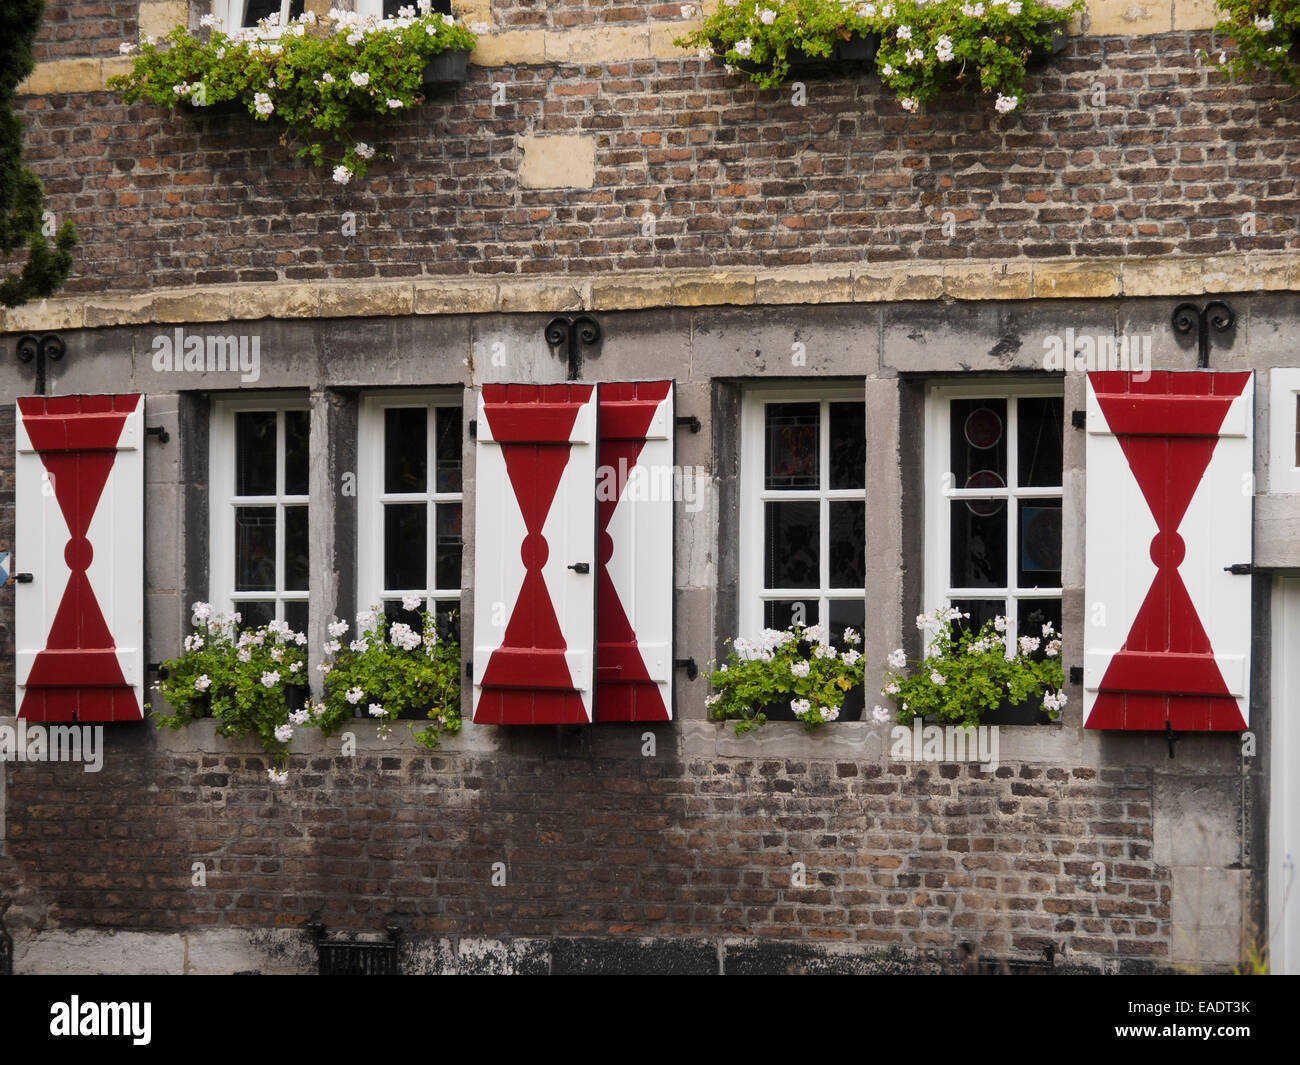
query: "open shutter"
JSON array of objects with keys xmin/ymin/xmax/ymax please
[
  {"xmin": 472, "ymin": 383, "xmax": 598, "ymax": 724},
  {"xmin": 595, "ymin": 381, "xmax": 674, "ymax": 722},
  {"xmin": 15, "ymin": 394, "xmax": 144, "ymax": 722},
  {"xmin": 1084, "ymin": 370, "xmax": 1253, "ymax": 731}
]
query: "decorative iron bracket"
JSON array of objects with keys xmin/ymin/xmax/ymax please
[
  {"xmin": 1165, "ymin": 719, "xmax": 1181, "ymax": 760},
  {"xmin": 1171, "ymin": 300, "xmax": 1235, "ymax": 369},
  {"xmin": 16, "ymin": 333, "xmax": 65, "ymax": 395},
  {"xmin": 675, "ymin": 657, "xmax": 699, "ymax": 681},
  {"xmin": 544, "ymin": 315, "xmax": 601, "ymax": 380}
]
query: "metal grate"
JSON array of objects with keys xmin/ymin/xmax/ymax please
[{"xmin": 309, "ymin": 923, "xmax": 401, "ymax": 976}]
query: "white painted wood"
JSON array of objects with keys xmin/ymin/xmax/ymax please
[
  {"xmin": 1270, "ymin": 576, "xmax": 1300, "ymax": 974},
  {"xmin": 1268, "ymin": 369, "xmax": 1300, "ymax": 494},
  {"xmin": 14, "ymin": 397, "xmax": 144, "ymax": 716}
]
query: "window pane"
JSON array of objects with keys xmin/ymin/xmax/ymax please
[
  {"xmin": 284, "ymin": 600, "xmax": 308, "ymax": 637},
  {"xmin": 385, "ymin": 407, "xmax": 428, "ymax": 494},
  {"xmin": 435, "ymin": 503, "xmax": 462, "ymax": 591},
  {"xmin": 1017, "ymin": 599, "xmax": 1062, "ymax": 643},
  {"xmin": 949, "ymin": 499, "xmax": 1007, "ymax": 589},
  {"xmin": 1018, "ymin": 499, "xmax": 1062, "ymax": 588},
  {"xmin": 384, "ymin": 503, "xmax": 427, "ymax": 590},
  {"xmin": 233, "ymin": 600, "xmax": 274, "ymax": 630},
  {"xmin": 1018, "ymin": 397, "xmax": 1064, "ymax": 488},
  {"xmin": 828, "ymin": 599, "xmax": 864, "ymax": 646},
  {"xmin": 284, "ymin": 409, "xmax": 310, "ymax": 496},
  {"xmin": 242, "ymin": 0, "xmax": 303, "ymax": 27},
  {"xmin": 235, "ymin": 411, "xmax": 277, "ymax": 496},
  {"xmin": 235, "ymin": 506, "xmax": 276, "ymax": 590},
  {"xmin": 949, "ymin": 399, "xmax": 1007, "ymax": 489},
  {"xmin": 951, "ymin": 599, "xmax": 1007, "ymax": 635},
  {"xmin": 764, "ymin": 501, "xmax": 819, "ymax": 588},
  {"xmin": 434, "ymin": 599, "xmax": 461, "ymax": 643},
  {"xmin": 383, "ymin": 599, "xmax": 424, "ymax": 632},
  {"xmin": 436, "ymin": 406, "xmax": 463, "ymax": 493},
  {"xmin": 284, "ymin": 505, "xmax": 309, "ymax": 591},
  {"xmin": 763, "ymin": 599, "xmax": 819, "ymax": 632},
  {"xmin": 765, "ymin": 403, "xmax": 819, "ymax": 489},
  {"xmin": 828, "ymin": 501, "xmax": 864, "ymax": 588},
  {"xmin": 385, "ymin": 0, "xmax": 450, "ymax": 15},
  {"xmin": 829, "ymin": 402, "xmax": 865, "ymax": 490}
]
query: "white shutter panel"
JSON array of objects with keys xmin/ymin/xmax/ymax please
[
  {"xmin": 15, "ymin": 394, "xmax": 144, "ymax": 721},
  {"xmin": 472, "ymin": 383, "xmax": 599, "ymax": 723},
  {"xmin": 1084, "ymin": 370, "xmax": 1253, "ymax": 730}
]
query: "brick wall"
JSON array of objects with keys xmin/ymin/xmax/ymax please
[
  {"xmin": 31, "ymin": 1, "xmax": 140, "ymax": 63},
  {"xmin": 14, "ymin": 34, "xmax": 1300, "ymax": 296},
  {"xmin": 0, "ymin": 728, "xmax": 1170, "ymax": 970}
]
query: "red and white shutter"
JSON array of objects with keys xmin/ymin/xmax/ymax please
[
  {"xmin": 14, "ymin": 394, "xmax": 145, "ymax": 722},
  {"xmin": 472, "ymin": 384, "xmax": 599, "ymax": 724},
  {"xmin": 1084, "ymin": 370, "xmax": 1253, "ymax": 731},
  {"xmin": 595, "ymin": 381, "xmax": 674, "ymax": 722}
]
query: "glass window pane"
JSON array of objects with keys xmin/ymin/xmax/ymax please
[
  {"xmin": 284, "ymin": 409, "xmax": 309, "ymax": 496},
  {"xmin": 828, "ymin": 599, "xmax": 864, "ymax": 646},
  {"xmin": 435, "ymin": 503, "xmax": 462, "ymax": 591},
  {"xmin": 763, "ymin": 599, "xmax": 819, "ymax": 632},
  {"xmin": 828, "ymin": 501, "xmax": 864, "ymax": 588},
  {"xmin": 242, "ymin": 0, "xmax": 303, "ymax": 27},
  {"xmin": 235, "ymin": 411, "xmax": 277, "ymax": 496},
  {"xmin": 765, "ymin": 403, "xmax": 819, "ymax": 489},
  {"xmin": 949, "ymin": 499, "xmax": 1007, "ymax": 589},
  {"xmin": 829, "ymin": 402, "xmax": 865, "ymax": 490},
  {"xmin": 764, "ymin": 500, "xmax": 819, "ymax": 588},
  {"xmin": 383, "ymin": 599, "xmax": 424, "ymax": 633},
  {"xmin": 1017, "ymin": 599, "xmax": 1062, "ymax": 643},
  {"xmin": 284, "ymin": 600, "xmax": 308, "ymax": 637},
  {"xmin": 1018, "ymin": 397, "xmax": 1064, "ymax": 488},
  {"xmin": 436, "ymin": 406, "xmax": 463, "ymax": 494},
  {"xmin": 1018, "ymin": 499, "xmax": 1062, "ymax": 588},
  {"xmin": 234, "ymin": 506, "xmax": 276, "ymax": 590},
  {"xmin": 233, "ymin": 600, "xmax": 274, "ymax": 631},
  {"xmin": 434, "ymin": 599, "xmax": 461, "ymax": 643},
  {"xmin": 950, "ymin": 599, "xmax": 1007, "ymax": 636},
  {"xmin": 949, "ymin": 399, "xmax": 1007, "ymax": 489},
  {"xmin": 385, "ymin": 407, "xmax": 428, "ymax": 494},
  {"xmin": 284, "ymin": 505, "xmax": 309, "ymax": 591},
  {"xmin": 384, "ymin": 503, "xmax": 427, "ymax": 591}
]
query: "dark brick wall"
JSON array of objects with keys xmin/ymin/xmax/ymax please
[
  {"xmin": 32, "ymin": 1, "xmax": 139, "ymax": 63},
  {"xmin": 13, "ymin": 34, "xmax": 1300, "ymax": 296},
  {"xmin": 1, "ymin": 726, "xmax": 1170, "ymax": 968}
]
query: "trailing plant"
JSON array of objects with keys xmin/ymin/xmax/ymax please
[
  {"xmin": 877, "ymin": 605, "xmax": 1065, "ymax": 729},
  {"xmin": 109, "ymin": 4, "xmax": 478, "ymax": 182},
  {"xmin": 151, "ymin": 603, "xmax": 309, "ymax": 773},
  {"xmin": 676, "ymin": 0, "xmax": 1084, "ymax": 113},
  {"xmin": 1207, "ymin": 1, "xmax": 1300, "ymax": 90},
  {"xmin": 1, "ymin": 0, "xmax": 76, "ymax": 307},
  {"xmin": 316, "ymin": 598, "xmax": 462, "ymax": 748},
  {"xmin": 707, "ymin": 622, "xmax": 865, "ymax": 734}
]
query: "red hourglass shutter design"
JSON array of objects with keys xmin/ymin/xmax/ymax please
[
  {"xmin": 1083, "ymin": 370, "xmax": 1253, "ymax": 731},
  {"xmin": 14, "ymin": 394, "xmax": 145, "ymax": 722}
]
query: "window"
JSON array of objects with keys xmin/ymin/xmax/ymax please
[
  {"xmin": 740, "ymin": 387, "xmax": 866, "ymax": 649},
  {"xmin": 924, "ymin": 382, "xmax": 1064, "ymax": 647},
  {"xmin": 209, "ymin": 397, "xmax": 310, "ymax": 633},
  {"xmin": 357, "ymin": 393, "xmax": 464, "ymax": 638},
  {"xmin": 212, "ymin": 0, "xmax": 305, "ymax": 31},
  {"xmin": 356, "ymin": 0, "xmax": 454, "ymax": 20}
]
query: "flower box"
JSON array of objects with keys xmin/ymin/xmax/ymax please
[
  {"xmin": 787, "ymin": 31, "xmax": 881, "ymax": 68},
  {"xmin": 422, "ymin": 49, "xmax": 470, "ymax": 89},
  {"xmin": 1026, "ymin": 21, "xmax": 1069, "ymax": 65}
]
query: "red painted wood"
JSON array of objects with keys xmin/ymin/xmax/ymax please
[
  {"xmin": 17, "ymin": 394, "xmax": 141, "ymax": 723},
  {"xmin": 1086, "ymin": 371, "xmax": 1249, "ymax": 731},
  {"xmin": 595, "ymin": 380, "xmax": 672, "ymax": 722},
  {"xmin": 475, "ymin": 384, "xmax": 595, "ymax": 725}
]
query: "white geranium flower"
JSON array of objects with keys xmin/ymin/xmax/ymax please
[
  {"xmin": 332, "ymin": 165, "xmax": 353, "ymax": 185},
  {"xmin": 1256, "ymin": 16, "xmax": 1275, "ymax": 33},
  {"xmin": 274, "ymin": 724, "xmax": 293, "ymax": 743},
  {"xmin": 930, "ymin": 670, "xmax": 946, "ymax": 686},
  {"xmin": 386, "ymin": 98, "xmax": 404, "ymax": 109},
  {"xmin": 897, "ymin": 25, "xmax": 912, "ymax": 40},
  {"xmin": 888, "ymin": 648, "xmax": 907, "ymax": 670},
  {"xmin": 402, "ymin": 594, "xmax": 422, "ymax": 611},
  {"xmin": 345, "ymin": 686, "xmax": 364, "ymax": 705},
  {"xmin": 195, "ymin": 674, "xmax": 212, "ymax": 692},
  {"xmin": 268, "ymin": 768, "xmax": 289, "ymax": 784},
  {"xmin": 791, "ymin": 698, "xmax": 811, "ymax": 715},
  {"xmin": 350, "ymin": 639, "xmax": 370, "ymax": 654},
  {"xmin": 872, "ymin": 705, "xmax": 891, "ymax": 724},
  {"xmin": 734, "ymin": 37, "xmax": 754, "ymax": 57},
  {"xmin": 790, "ymin": 660, "xmax": 811, "ymax": 678},
  {"xmin": 350, "ymin": 71, "xmax": 370, "ymax": 87},
  {"xmin": 368, "ymin": 703, "xmax": 386, "ymax": 717},
  {"xmin": 355, "ymin": 141, "xmax": 376, "ymax": 160},
  {"xmin": 995, "ymin": 94, "xmax": 1018, "ymax": 114},
  {"xmin": 261, "ymin": 670, "xmax": 281, "ymax": 688},
  {"xmin": 289, "ymin": 661, "xmax": 301, "ymax": 672},
  {"xmin": 819, "ymin": 706, "xmax": 839, "ymax": 722},
  {"xmin": 328, "ymin": 619, "xmax": 349, "ymax": 638},
  {"xmin": 759, "ymin": 8, "xmax": 777, "ymax": 24},
  {"xmin": 356, "ymin": 609, "xmax": 377, "ymax": 630}
]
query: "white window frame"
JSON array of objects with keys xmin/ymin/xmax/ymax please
[
  {"xmin": 739, "ymin": 385, "xmax": 866, "ymax": 646},
  {"xmin": 923, "ymin": 380, "xmax": 1065, "ymax": 653},
  {"xmin": 356, "ymin": 1, "xmax": 454, "ymax": 22},
  {"xmin": 209, "ymin": 395, "xmax": 311, "ymax": 625},
  {"xmin": 357, "ymin": 391, "xmax": 464, "ymax": 618},
  {"xmin": 211, "ymin": 1, "xmax": 300, "ymax": 36},
  {"xmin": 1269, "ymin": 368, "xmax": 1300, "ymax": 494}
]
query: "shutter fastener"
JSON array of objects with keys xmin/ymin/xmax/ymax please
[
  {"xmin": 675, "ymin": 415, "xmax": 702, "ymax": 434},
  {"xmin": 1070, "ymin": 409, "xmax": 1086, "ymax": 429},
  {"xmin": 567, "ymin": 562, "xmax": 590, "ymax": 574},
  {"xmin": 145, "ymin": 425, "xmax": 170, "ymax": 443},
  {"xmin": 1069, "ymin": 665, "xmax": 1082, "ymax": 685},
  {"xmin": 675, "ymin": 658, "xmax": 699, "ymax": 681},
  {"xmin": 13, "ymin": 573, "xmax": 33, "ymax": 583},
  {"xmin": 1224, "ymin": 563, "xmax": 1253, "ymax": 575}
]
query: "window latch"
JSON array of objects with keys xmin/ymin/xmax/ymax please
[
  {"xmin": 14, "ymin": 573, "xmax": 33, "ymax": 583},
  {"xmin": 1224, "ymin": 563, "xmax": 1253, "ymax": 575},
  {"xmin": 567, "ymin": 562, "xmax": 590, "ymax": 574}
]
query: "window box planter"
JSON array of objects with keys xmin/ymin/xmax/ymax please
[
  {"xmin": 1026, "ymin": 21, "xmax": 1069, "ymax": 65},
  {"xmin": 756, "ymin": 687, "xmax": 865, "ymax": 724},
  {"xmin": 421, "ymin": 48, "xmax": 470, "ymax": 89},
  {"xmin": 786, "ymin": 31, "xmax": 881, "ymax": 69}
]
